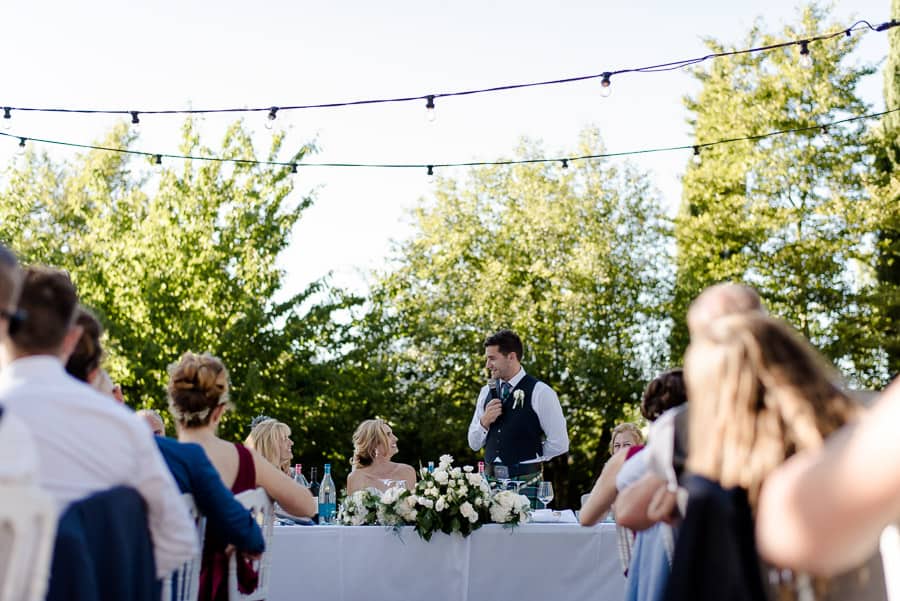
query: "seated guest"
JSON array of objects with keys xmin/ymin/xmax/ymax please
[
  {"xmin": 346, "ymin": 419, "xmax": 416, "ymax": 494},
  {"xmin": 154, "ymin": 435, "xmax": 264, "ymax": 557},
  {"xmin": 757, "ymin": 375, "xmax": 900, "ymax": 577},
  {"xmin": 245, "ymin": 418, "xmax": 293, "ymax": 475},
  {"xmin": 168, "ymin": 351, "xmax": 315, "ymax": 601},
  {"xmin": 611, "ymin": 422, "xmax": 644, "ymax": 455},
  {"xmin": 0, "ymin": 245, "xmax": 37, "ymax": 485},
  {"xmin": 0, "ymin": 266, "xmax": 196, "ymax": 578},
  {"xmin": 666, "ymin": 314, "xmax": 881, "ymax": 601},
  {"xmin": 64, "ymin": 305, "xmax": 103, "ymax": 385},
  {"xmin": 137, "ymin": 408, "xmax": 166, "ymax": 436}
]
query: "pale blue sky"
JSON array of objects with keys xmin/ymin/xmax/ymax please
[{"xmin": 0, "ymin": 0, "xmax": 891, "ymax": 296}]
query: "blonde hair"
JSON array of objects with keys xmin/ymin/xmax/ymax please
[
  {"xmin": 351, "ymin": 419, "xmax": 391, "ymax": 469},
  {"xmin": 685, "ymin": 313, "xmax": 857, "ymax": 509},
  {"xmin": 167, "ymin": 352, "xmax": 229, "ymax": 428},
  {"xmin": 609, "ymin": 422, "xmax": 643, "ymax": 454},
  {"xmin": 246, "ymin": 419, "xmax": 292, "ymax": 473}
]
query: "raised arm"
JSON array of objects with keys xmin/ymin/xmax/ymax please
[
  {"xmin": 756, "ymin": 377, "xmax": 900, "ymax": 575},
  {"xmin": 580, "ymin": 449, "xmax": 627, "ymax": 526},
  {"xmin": 251, "ymin": 449, "xmax": 317, "ymax": 517}
]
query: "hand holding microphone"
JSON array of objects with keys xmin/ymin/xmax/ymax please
[{"xmin": 481, "ymin": 373, "xmax": 503, "ymax": 429}]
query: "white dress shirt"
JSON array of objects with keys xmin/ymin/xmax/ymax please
[
  {"xmin": 467, "ymin": 367, "xmax": 569, "ymax": 463},
  {"xmin": 0, "ymin": 409, "xmax": 38, "ymax": 484},
  {"xmin": 0, "ymin": 356, "xmax": 197, "ymax": 577}
]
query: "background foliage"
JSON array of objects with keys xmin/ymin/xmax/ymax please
[{"xmin": 1, "ymin": 1, "xmax": 897, "ymax": 502}]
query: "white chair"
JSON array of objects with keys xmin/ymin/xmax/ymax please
[
  {"xmin": 0, "ymin": 484, "xmax": 58, "ymax": 601},
  {"xmin": 161, "ymin": 493, "xmax": 206, "ymax": 601},
  {"xmin": 228, "ymin": 488, "xmax": 274, "ymax": 601}
]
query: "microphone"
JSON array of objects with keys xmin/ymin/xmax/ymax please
[{"xmin": 487, "ymin": 372, "xmax": 500, "ymax": 400}]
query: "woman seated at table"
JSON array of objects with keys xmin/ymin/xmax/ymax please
[
  {"xmin": 245, "ymin": 418, "xmax": 294, "ymax": 475},
  {"xmin": 346, "ymin": 418, "xmax": 416, "ymax": 494},
  {"xmin": 169, "ymin": 351, "xmax": 316, "ymax": 601}
]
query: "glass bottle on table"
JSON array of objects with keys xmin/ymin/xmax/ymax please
[
  {"xmin": 318, "ymin": 463, "xmax": 337, "ymax": 524},
  {"xmin": 293, "ymin": 463, "xmax": 309, "ymax": 488},
  {"xmin": 308, "ymin": 466, "xmax": 320, "ymax": 496}
]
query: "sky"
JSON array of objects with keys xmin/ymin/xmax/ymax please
[{"xmin": 0, "ymin": 0, "xmax": 892, "ymax": 298}]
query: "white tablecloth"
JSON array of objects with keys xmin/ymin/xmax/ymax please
[{"xmin": 268, "ymin": 522, "xmax": 624, "ymax": 601}]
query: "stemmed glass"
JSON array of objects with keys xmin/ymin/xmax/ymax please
[{"xmin": 537, "ymin": 481, "xmax": 554, "ymax": 510}]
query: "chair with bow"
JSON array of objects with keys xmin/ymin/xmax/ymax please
[
  {"xmin": 227, "ymin": 488, "xmax": 274, "ymax": 601},
  {"xmin": 0, "ymin": 484, "xmax": 58, "ymax": 601},
  {"xmin": 161, "ymin": 494, "xmax": 206, "ymax": 601}
]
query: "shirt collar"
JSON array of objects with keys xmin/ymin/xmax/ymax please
[
  {"xmin": 506, "ymin": 367, "xmax": 526, "ymax": 388},
  {"xmin": 0, "ymin": 355, "xmax": 66, "ymax": 384}
]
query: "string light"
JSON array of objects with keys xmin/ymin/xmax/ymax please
[
  {"xmin": 17, "ymin": 137, "xmax": 26, "ymax": 153},
  {"xmin": 265, "ymin": 107, "xmax": 278, "ymax": 130},
  {"xmin": 131, "ymin": 111, "xmax": 140, "ymax": 125},
  {"xmin": 425, "ymin": 96, "xmax": 436, "ymax": 123},
  {"xmin": 692, "ymin": 146, "xmax": 702, "ymax": 165},
  {"xmin": 426, "ymin": 165, "xmax": 435, "ymax": 183},
  {"xmin": 0, "ymin": 19, "xmax": 893, "ymax": 121},
  {"xmin": 2, "ymin": 107, "xmax": 10, "ymax": 131},
  {"xmin": 0, "ymin": 107, "xmax": 895, "ymax": 172},
  {"xmin": 153, "ymin": 154, "xmax": 162, "ymax": 166},
  {"xmin": 290, "ymin": 163, "xmax": 298, "ymax": 174},
  {"xmin": 561, "ymin": 159, "xmax": 569, "ymax": 169},
  {"xmin": 600, "ymin": 73, "xmax": 612, "ymax": 98},
  {"xmin": 798, "ymin": 41, "xmax": 813, "ymax": 69}
]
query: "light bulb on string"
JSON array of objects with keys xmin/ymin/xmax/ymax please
[
  {"xmin": 17, "ymin": 137, "xmax": 26, "ymax": 154},
  {"xmin": 561, "ymin": 159, "xmax": 569, "ymax": 169},
  {"xmin": 426, "ymin": 165, "xmax": 435, "ymax": 184},
  {"xmin": 425, "ymin": 96, "xmax": 436, "ymax": 123},
  {"xmin": 798, "ymin": 41, "xmax": 813, "ymax": 69},
  {"xmin": 600, "ymin": 73, "xmax": 612, "ymax": 98},
  {"xmin": 692, "ymin": 146, "xmax": 702, "ymax": 165},
  {"xmin": 265, "ymin": 107, "xmax": 278, "ymax": 130},
  {"xmin": 130, "ymin": 111, "xmax": 140, "ymax": 126},
  {"xmin": 2, "ymin": 107, "xmax": 11, "ymax": 131},
  {"xmin": 290, "ymin": 163, "xmax": 298, "ymax": 175},
  {"xmin": 152, "ymin": 154, "xmax": 163, "ymax": 172}
]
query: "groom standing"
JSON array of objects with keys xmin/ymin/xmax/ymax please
[{"xmin": 467, "ymin": 329, "xmax": 569, "ymax": 502}]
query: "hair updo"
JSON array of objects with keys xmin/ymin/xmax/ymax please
[
  {"xmin": 167, "ymin": 351, "xmax": 229, "ymax": 428},
  {"xmin": 351, "ymin": 418, "xmax": 390, "ymax": 469},
  {"xmin": 640, "ymin": 369, "xmax": 687, "ymax": 422}
]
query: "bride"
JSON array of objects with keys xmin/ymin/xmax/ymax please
[{"xmin": 346, "ymin": 419, "xmax": 416, "ymax": 494}]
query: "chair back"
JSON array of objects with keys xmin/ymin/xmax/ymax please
[
  {"xmin": 161, "ymin": 494, "xmax": 206, "ymax": 601},
  {"xmin": 0, "ymin": 485, "xmax": 58, "ymax": 601},
  {"xmin": 227, "ymin": 488, "xmax": 274, "ymax": 601}
]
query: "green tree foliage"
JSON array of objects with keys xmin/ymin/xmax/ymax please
[
  {"xmin": 365, "ymin": 129, "xmax": 671, "ymax": 504},
  {"xmin": 864, "ymin": 0, "xmax": 900, "ymax": 377},
  {"xmin": 673, "ymin": 4, "xmax": 886, "ymax": 384},
  {"xmin": 0, "ymin": 121, "xmax": 392, "ymax": 483}
]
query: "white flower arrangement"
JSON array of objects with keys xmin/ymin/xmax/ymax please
[
  {"xmin": 336, "ymin": 454, "xmax": 532, "ymax": 540},
  {"xmin": 489, "ymin": 490, "xmax": 532, "ymax": 526}
]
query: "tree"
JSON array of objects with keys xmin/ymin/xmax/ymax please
[
  {"xmin": 672, "ymin": 4, "xmax": 885, "ymax": 385},
  {"xmin": 864, "ymin": 0, "xmax": 900, "ymax": 379},
  {"xmin": 0, "ymin": 121, "xmax": 394, "ymax": 485},
  {"xmin": 365, "ymin": 129, "xmax": 671, "ymax": 504}
]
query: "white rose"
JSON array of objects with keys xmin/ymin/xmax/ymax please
[
  {"xmin": 474, "ymin": 496, "xmax": 482, "ymax": 507},
  {"xmin": 457, "ymin": 485, "xmax": 468, "ymax": 496},
  {"xmin": 405, "ymin": 496, "xmax": 417, "ymax": 509},
  {"xmin": 435, "ymin": 497, "xmax": 446, "ymax": 512},
  {"xmin": 433, "ymin": 470, "xmax": 449, "ymax": 484},
  {"xmin": 463, "ymin": 465, "xmax": 474, "ymax": 473},
  {"xmin": 419, "ymin": 498, "xmax": 434, "ymax": 509},
  {"xmin": 439, "ymin": 454, "xmax": 454, "ymax": 467},
  {"xmin": 450, "ymin": 467, "xmax": 462, "ymax": 478},
  {"xmin": 489, "ymin": 503, "xmax": 508, "ymax": 523}
]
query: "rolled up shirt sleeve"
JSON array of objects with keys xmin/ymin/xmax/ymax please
[
  {"xmin": 532, "ymin": 382, "xmax": 569, "ymax": 462},
  {"xmin": 468, "ymin": 386, "xmax": 490, "ymax": 451}
]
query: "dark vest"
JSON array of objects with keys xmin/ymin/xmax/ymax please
[{"xmin": 483, "ymin": 374, "xmax": 543, "ymax": 465}]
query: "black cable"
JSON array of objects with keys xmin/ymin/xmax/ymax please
[
  {"xmin": 3, "ymin": 108, "xmax": 895, "ymax": 171},
  {"xmin": 0, "ymin": 19, "xmax": 895, "ymax": 118}
]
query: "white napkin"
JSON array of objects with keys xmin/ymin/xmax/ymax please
[{"xmin": 531, "ymin": 509, "xmax": 577, "ymax": 523}]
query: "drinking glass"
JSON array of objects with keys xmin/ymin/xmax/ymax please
[{"xmin": 537, "ymin": 481, "xmax": 554, "ymax": 510}]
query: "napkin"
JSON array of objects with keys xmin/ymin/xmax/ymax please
[{"xmin": 531, "ymin": 509, "xmax": 577, "ymax": 523}]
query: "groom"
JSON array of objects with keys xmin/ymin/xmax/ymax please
[{"xmin": 467, "ymin": 329, "xmax": 569, "ymax": 506}]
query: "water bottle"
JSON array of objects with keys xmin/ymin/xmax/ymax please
[
  {"xmin": 293, "ymin": 463, "xmax": 309, "ymax": 487},
  {"xmin": 318, "ymin": 464, "xmax": 337, "ymax": 524},
  {"xmin": 427, "ymin": 461, "xmax": 435, "ymax": 473},
  {"xmin": 308, "ymin": 467, "xmax": 320, "ymax": 497}
]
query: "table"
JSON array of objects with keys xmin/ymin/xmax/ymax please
[{"xmin": 268, "ymin": 522, "xmax": 624, "ymax": 601}]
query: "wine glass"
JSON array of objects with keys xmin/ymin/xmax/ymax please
[{"xmin": 537, "ymin": 481, "xmax": 554, "ymax": 510}]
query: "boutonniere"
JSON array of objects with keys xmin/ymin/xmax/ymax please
[{"xmin": 513, "ymin": 389, "xmax": 525, "ymax": 409}]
